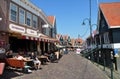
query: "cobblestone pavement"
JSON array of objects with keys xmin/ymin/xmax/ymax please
[{"xmin": 0, "ymin": 52, "xmax": 109, "ymax": 79}]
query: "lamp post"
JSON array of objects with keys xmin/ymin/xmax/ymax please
[
  {"xmin": 82, "ymin": 18, "xmax": 93, "ymax": 60},
  {"xmin": 82, "ymin": 0, "xmax": 92, "ymax": 47},
  {"xmin": 82, "ymin": 0, "xmax": 93, "ymax": 60},
  {"xmin": 82, "ymin": 18, "xmax": 92, "ymax": 40},
  {"xmin": 82, "ymin": 20, "xmax": 98, "ymax": 61}
]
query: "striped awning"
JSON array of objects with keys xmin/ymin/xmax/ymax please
[
  {"xmin": 40, "ymin": 35, "xmax": 59, "ymax": 43},
  {"xmin": 21, "ymin": 33, "xmax": 59, "ymax": 42},
  {"xmin": 22, "ymin": 33, "xmax": 39, "ymax": 41}
]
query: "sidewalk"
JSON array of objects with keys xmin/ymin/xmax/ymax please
[
  {"xmin": 93, "ymin": 62, "xmax": 120, "ymax": 79},
  {"xmin": 0, "ymin": 52, "xmax": 109, "ymax": 79}
]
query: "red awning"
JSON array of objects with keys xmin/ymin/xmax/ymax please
[
  {"xmin": 40, "ymin": 35, "xmax": 59, "ymax": 43},
  {"xmin": 22, "ymin": 33, "xmax": 39, "ymax": 41},
  {"xmin": 22, "ymin": 33, "xmax": 59, "ymax": 42}
]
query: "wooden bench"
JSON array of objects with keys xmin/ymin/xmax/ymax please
[{"xmin": 5, "ymin": 58, "xmax": 31, "ymax": 73}]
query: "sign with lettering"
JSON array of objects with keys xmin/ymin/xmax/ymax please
[
  {"xmin": 9, "ymin": 24, "xmax": 25, "ymax": 33},
  {"xmin": 26, "ymin": 29, "xmax": 37, "ymax": 35},
  {"xmin": 114, "ymin": 49, "xmax": 119, "ymax": 57},
  {"xmin": 42, "ymin": 24, "xmax": 49, "ymax": 28}
]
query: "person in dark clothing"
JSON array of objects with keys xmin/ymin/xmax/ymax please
[
  {"xmin": 30, "ymin": 52, "xmax": 41, "ymax": 70},
  {"xmin": 6, "ymin": 50, "xmax": 13, "ymax": 58}
]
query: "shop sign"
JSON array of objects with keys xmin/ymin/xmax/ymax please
[
  {"xmin": 42, "ymin": 24, "xmax": 49, "ymax": 28},
  {"xmin": 26, "ymin": 29, "xmax": 37, "ymax": 36},
  {"xmin": 114, "ymin": 48, "xmax": 119, "ymax": 57},
  {"xmin": 9, "ymin": 24, "xmax": 25, "ymax": 33}
]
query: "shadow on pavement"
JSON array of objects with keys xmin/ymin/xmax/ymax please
[{"xmin": 0, "ymin": 69, "xmax": 27, "ymax": 79}]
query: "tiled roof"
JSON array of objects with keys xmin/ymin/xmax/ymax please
[
  {"xmin": 75, "ymin": 38, "xmax": 83, "ymax": 44},
  {"xmin": 100, "ymin": 2, "xmax": 120, "ymax": 27},
  {"xmin": 47, "ymin": 16, "xmax": 55, "ymax": 26}
]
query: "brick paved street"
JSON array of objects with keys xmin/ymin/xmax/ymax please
[{"xmin": 0, "ymin": 52, "xmax": 109, "ymax": 79}]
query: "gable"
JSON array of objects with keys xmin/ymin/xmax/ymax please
[
  {"xmin": 100, "ymin": 2, "xmax": 120, "ymax": 28},
  {"xmin": 47, "ymin": 16, "xmax": 55, "ymax": 26}
]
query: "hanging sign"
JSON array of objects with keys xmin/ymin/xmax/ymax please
[{"xmin": 114, "ymin": 48, "xmax": 119, "ymax": 57}]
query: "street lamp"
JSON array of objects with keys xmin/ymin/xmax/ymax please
[
  {"xmin": 82, "ymin": 0, "xmax": 94, "ymax": 61},
  {"xmin": 82, "ymin": 18, "xmax": 93, "ymax": 61},
  {"xmin": 82, "ymin": 18, "xmax": 92, "ymax": 38},
  {"xmin": 82, "ymin": 18, "xmax": 92, "ymax": 48}
]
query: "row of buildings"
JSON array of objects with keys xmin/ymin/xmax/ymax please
[
  {"xmin": 0, "ymin": 0, "xmax": 58, "ymax": 55},
  {"xmin": 0, "ymin": 0, "xmax": 84, "ymax": 56},
  {"xmin": 84, "ymin": 2, "xmax": 120, "ymax": 72},
  {"xmin": 56, "ymin": 34, "xmax": 83, "ymax": 48}
]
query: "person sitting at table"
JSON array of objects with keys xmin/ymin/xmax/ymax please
[
  {"xmin": 15, "ymin": 53, "xmax": 27, "ymax": 61},
  {"xmin": 43, "ymin": 51, "xmax": 50, "ymax": 62},
  {"xmin": 6, "ymin": 50, "xmax": 13, "ymax": 58},
  {"xmin": 15, "ymin": 53, "xmax": 32, "ymax": 72},
  {"xmin": 30, "ymin": 52, "xmax": 41, "ymax": 70}
]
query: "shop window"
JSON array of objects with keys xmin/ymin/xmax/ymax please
[
  {"xmin": 19, "ymin": 8, "xmax": 25, "ymax": 24},
  {"xmin": 26, "ymin": 12, "xmax": 32, "ymax": 26},
  {"xmin": 10, "ymin": 3, "xmax": 18, "ymax": 22},
  {"xmin": 33, "ymin": 15, "xmax": 38, "ymax": 28}
]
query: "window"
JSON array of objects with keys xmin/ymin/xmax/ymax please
[
  {"xmin": 103, "ymin": 32, "xmax": 109, "ymax": 44},
  {"xmin": 19, "ymin": 8, "xmax": 25, "ymax": 24},
  {"xmin": 10, "ymin": 3, "xmax": 18, "ymax": 22},
  {"xmin": 43, "ymin": 28, "xmax": 46, "ymax": 34},
  {"xmin": 33, "ymin": 15, "xmax": 38, "ymax": 28},
  {"xmin": 101, "ymin": 20, "xmax": 105, "ymax": 28},
  {"xmin": 26, "ymin": 12, "xmax": 32, "ymax": 26},
  {"xmin": 94, "ymin": 37, "xmax": 97, "ymax": 45},
  {"xmin": 99, "ymin": 35, "xmax": 102, "ymax": 44}
]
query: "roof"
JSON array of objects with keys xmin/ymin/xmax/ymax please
[
  {"xmin": 56, "ymin": 34, "xmax": 62, "ymax": 40},
  {"xmin": 75, "ymin": 38, "xmax": 83, "ymax": 44},
  {"xmin": 47, "ymin": 16, "xmax": 55, "ymax": 26},
  {"xmin": 71, "ymin": 38, "xmax": 75, "ymax": 46},
  {"xmin": 100, "ymin": 2, "xmax": 120, "ymax": 28},
  {"xmin": 62, "ymin": 35, "xmax": 69, "ymax": 40}
]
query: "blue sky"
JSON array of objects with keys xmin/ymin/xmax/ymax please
[{"xmin": 30, "ymin": 0, "xmax": 120, "ymax": 39}]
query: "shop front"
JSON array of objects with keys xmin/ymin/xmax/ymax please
[
  {"xmin": 8, "ymin": 23, "xmax": 56, "ymax": 55},
  {"xmin": 8, "ymin": 23, "xmax": 39, "ymax": 54}
]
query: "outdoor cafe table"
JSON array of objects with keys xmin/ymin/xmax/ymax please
[
  {"xmin": 24, "ymin": 58, "xmax": 34, "ymax": 67},
  {"xmin": 37, "ymin": 55, "xmax": 48, "ymax": 64}
]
